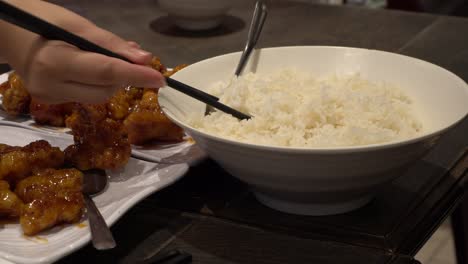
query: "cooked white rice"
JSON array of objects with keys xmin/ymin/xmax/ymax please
[{"xmin": 188, "ymin": 69, "xmax": 422, "ymax": 147}]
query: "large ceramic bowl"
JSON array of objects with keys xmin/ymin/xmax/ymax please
[{"xmin": 158, "ymin": 46, "xmax": 468, "ymax": 216}]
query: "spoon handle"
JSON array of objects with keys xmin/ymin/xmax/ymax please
[
  {"xmin": 84, "ymin": 194, "xmax": 116, "ymax": 250},
  {"xmin": 234, "ymin": 1, "xmax": 268, "ymax": 76}
]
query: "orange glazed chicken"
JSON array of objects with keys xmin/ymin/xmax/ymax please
[
  {"xmin": 15, "ymin": 168, "xmax": 84, "ymax": 236},
  {"xmin": 106, "ymin": 86, "xmax": 143, "ymax": 121},
  {"xmin": 0, "ymin": 72, "xmax": 30, "ymax": 116},
  {"xmin": 0, "ymin": 140, "xmax": 64, "ymax": 185},
  {"xmin": 65, "ymin": 104, "xmax": 131, "ymax": 170},
  {"xmin": 124, "ymin": 89, "xmax": 184, "ymax": 145},
  {"xmin": 29, "ymin": 99, "xmax": 76, "ymax": 127},
  {"xmin": 0, "ymin": 180, "xmax": 23, "ymax": 218}
]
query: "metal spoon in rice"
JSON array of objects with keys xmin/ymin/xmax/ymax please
[{"xmin": 205, "ymin": 1, "xmax": 268, "ymax": 116}]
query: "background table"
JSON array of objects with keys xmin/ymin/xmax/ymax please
[{"xmin": 4, "ymin": 0, "xmax": 468, "ymax": 263}]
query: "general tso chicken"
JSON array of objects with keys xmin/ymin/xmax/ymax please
[
  {"xmin": 124, "ymin": 89, "xmax": 183, "ymax": 145},
  {"xmin": 29, "ymin": 99, "xmax": 76, "ymax": 127},
  {"xmin": 65, "ymin": 104, "xmax": 131, "ymax": 170},
  {"xmin": 0, "ymin": 57, "xmax": 187, "ymax": 146},
  {"xmin": 0, "ymin": 140, "xmax": 64, "ymax": 184},
  {"xmin": 0, "ymin": 72, "xmax": 30, "ymax": 116},
  {"xmin": 0, "ymin": 57, "xmax": 188, "ymax": 236},
  {"xmin": 0, "ymin": 180, "xmax": 23, "ymax": 218},
  {"xmin": 0, "ymin": 142, "xmax": 84, "ymax": 236},
  {"xmin": 15, "ymin": 168, "xmax": 84, "ymax": 236}
]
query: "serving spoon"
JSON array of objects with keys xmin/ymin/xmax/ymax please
[
  {"xmin": 235, "ymin": 1, "xmax": 268, "ymax": 77},
  {"xmin": 205, "ymin": 1, "xmax": 268, "ymax": 115},
  {"xmin": 82, "ymin": 169, "xmax": 116, "ymax": 250}
]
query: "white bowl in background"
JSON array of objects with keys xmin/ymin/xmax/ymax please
[
  {"xmin": 158, "ymin": 46, "xmax": 468, "ymax": 216},
  {"xmin": 158, "ymin": 0, "xmax": 232, "ymax": 31}
]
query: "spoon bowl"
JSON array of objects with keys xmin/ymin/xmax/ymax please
[
  {"xmin": 82, "ymin": 169, "xmax": 116, "ymax": 250},
  {"xmin": 83, "ymin": 169, "xmax": 107, "ymax": 195}
]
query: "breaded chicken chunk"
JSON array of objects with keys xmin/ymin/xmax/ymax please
[
  {"xmin": 124, "ymin": 89, "xmax": 184, "ymax": 145},
  {"xmin": 29, "ymin": 99, "xmax": 76, "ymax": 127},
  {"xmin": 15, "ymin": 168, "xmax": 84, "ymax": 236},
  {"xmin": 0, "ymin": 140, "xmax": 64, "ymax": 185},
  {"xmin": 0, "ymin": 180, "xmax": 23, "ymax": 217},
  {"xmin": 106, "ymin": 86, "xmax": 144, "ymax": 121},
  {"xmin": 0, "ymin": 72, "xmax": 31, "ymax": 116},
  {"xmin": 65, "ymin": 104, "xmax": 131, "ymax": 170}
]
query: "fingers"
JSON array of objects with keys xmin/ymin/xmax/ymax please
[
  {"xmin": 39, "ymin": 41, "xmax": 166, "ymax": 87},
  {"xmin": 127, "ymin": 41, "xmax": 140, "ymax": 49},
  {"xmin": 85, "ymin": 27, "xmax": 152, "ymax": 65},
  {"xmin": 27, "ymin": 42, "xmax": 166, "ymax": 104},
  {"xmin": 62, "ymin": 50, "xmax": 165, "ymax": 87}
]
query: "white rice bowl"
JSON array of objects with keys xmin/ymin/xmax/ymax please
[
  {"xmin": 158, "ymin": 46, "xmax": 468, "ymax": 216},
  {"xmin": 189, "ymin": 69, "xmax": 423, "ymax": 148}
]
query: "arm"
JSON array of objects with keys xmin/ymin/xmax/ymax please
[{"xmin": 0, "ymin": 0, "xmax": 165, "ymax": 104}]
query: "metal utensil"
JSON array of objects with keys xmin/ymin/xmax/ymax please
[
  {"xmin": 82, "ymin": 169, "xmax": 116, "ymax": 250},
  {"xmin": 205, "ymin": 1, "xmax": 267, "ymax": 115},
  {"xmin": 235, "ymin": 1, "xmax": 268, "ymax": 76}
]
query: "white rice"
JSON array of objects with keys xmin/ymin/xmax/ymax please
[{"xmin": 188, "ymin": 69, "xmax": 422, "ymax": 148}]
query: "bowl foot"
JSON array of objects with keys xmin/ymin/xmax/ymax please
[{"xmin": 254, "ymin": 192, "xmax": 373, "ymax": 216}]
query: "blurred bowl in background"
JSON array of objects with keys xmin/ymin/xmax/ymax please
[{"xmin": 158, "ymin": 0, "xmax": 232, "ymax": 31}]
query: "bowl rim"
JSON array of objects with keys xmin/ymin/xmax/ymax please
[{"xmin": 160, "ymin": 45, "xmax": 468, "ymax": 154}]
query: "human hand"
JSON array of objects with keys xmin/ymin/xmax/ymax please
[{"xmin": 0, "ymin": 0, "xmax": 165, "ymax": 104}]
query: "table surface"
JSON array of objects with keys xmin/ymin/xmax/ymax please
[{"xmin": 8, "ymin": 0, "xmax": 468, "ymax": 263}]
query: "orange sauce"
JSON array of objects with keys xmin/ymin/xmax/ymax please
[
  {"xmin": 76, "ymin": 222, "xmax": 87, "ymax": 228},
  {"xmin": 35, "ymin": 236, "xmax": 48, "ymax": 243},
  {"xmin": 23, "ymin": 235, "xmax": 48, "ymax": 243}
]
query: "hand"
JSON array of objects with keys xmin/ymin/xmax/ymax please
[{"xmin": 0, "ymin": 0, "xmax": 165, "ymax": 104}]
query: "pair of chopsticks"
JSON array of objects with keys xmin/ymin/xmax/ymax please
[{"xmin": 0, "ymin": 0, "xmax": 251, "ymax": 120}]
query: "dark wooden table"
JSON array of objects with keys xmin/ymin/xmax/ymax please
[{"xmin": 4, "ymin": 0, "xmax": 468, "ymax": 263}]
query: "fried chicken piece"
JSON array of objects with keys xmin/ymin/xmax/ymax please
[
  {"xmin": 15, "ymin": 168, "xmax": 84, "ymax": 236},
  {"xmin": 0, "ymin": 140, "xmax": 65, "ymax": 185},
  {"xmin": 106, "ymin": 86, "xmax": 144, "ymax": 120},
  {"xmin": 0, "ymin": 180, "xmax": 23, "ymax": 217},
  {"xmin": 0, "ymin": 143, "xmax": 12, "ymax": 153},
  {"xmin": 1, "ymin": 72, "xmax": 31, "ymax": 116},
  {"xmin": 0, "ymin": 80, "xmax": 9, "ymax": 94},
  {"xmin": 149, "ymin": 56, "xmax": 186, "ymax": 77},
  {"xmin": 124, "ymin": 89, "xmax": 184, "ymax": 145},
  {"xmin": 65, "ymin": 104, "xmax": 131, "ymax": 170},
  {"xmin": 29, "ymin": 99, "xmax": 76, "ymax": 127},
  {"xmin": 150, "ymin": 56, "xmax": 167, "ymax": 73},
  {"xmin": 163, "ymin": 64, "xmax": 188, "ymax": 77}
]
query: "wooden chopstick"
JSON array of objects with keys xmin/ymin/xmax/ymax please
[{"xmin": 0, "ymin": 0, "xmax": 250, "ymax": 120}]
